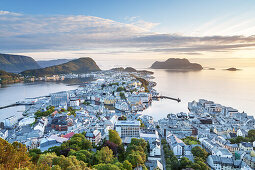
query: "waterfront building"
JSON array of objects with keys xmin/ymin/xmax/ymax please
[
  {"xmin": 50, "ymin": 92, "xmax": 69, "ymax": 107},
  {"xmin": 4, "ymin": 115, "xmax": 18, "ymax": 128}
]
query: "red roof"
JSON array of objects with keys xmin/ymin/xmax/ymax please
[{"xmin": 63, "ymin": 132, "xmax": 75, "ymax": 139}]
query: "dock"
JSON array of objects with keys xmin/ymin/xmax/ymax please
[
  {"xmin": 0, "ymin": 103, "xmax": 34, "ymax": 109},
  {"xmin": 152, "ymin": 96, "xmax": 181, "ymax": 103}
]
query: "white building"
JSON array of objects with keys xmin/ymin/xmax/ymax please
[
  {"xmin": 19, "ymin": 117, "xmax": 35, "ymax": 126},
  {"xmin": 4, "ymin": 115, "xmax": 18, "ymax": 128},
  {"xmin": 70, "ymin": 99, "xmax": 80, "ymax": 107},
  {"xmin": 115, "ymin": 121, "xmax": 140, "ymax": 138},
  {"xmin": 85, "ymin": 130, "xmax": 102, "ymax": 145}
]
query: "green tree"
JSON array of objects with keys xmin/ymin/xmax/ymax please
[
  {"xmin": 93, "ymin": 163, "xmax": 120, "ymax": 170},
  {"xmin": 95, "ymin": 146, "xmax": 114, "ymax": 164},
  {"xmin": 191, "ymin": 146, "xmax": 208, "ymax": 161},
  {"xmin": 109, "ymin": 130, "xmax": 122, "ymax": 146},
  {"xmin": 248, "ymin": 129, "xmax": 255, "ymax": 139},
  {"xmin": 179, "ymin": 157, "xmax": 192, "ymax": 169},
  {"xmin": 123, "ymin": 160, "xmax": 132, "ymax": 170},
  {"xmin": 29, "ymin": 148, "xmax": 42, "ymax": 164},
  {"xmin": 126, "ymin": 150, "xmax": 144, "ymax": 168},
  {"xmin": 69, "ymin": 150, "xmax": 93, "ymax": 166}
]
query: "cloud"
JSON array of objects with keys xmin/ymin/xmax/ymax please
[
  {"xmin": 0, "ymin": 10, "xmax": 21, "ymax": 16},
  {"xmin": 0, "ymin": 12, "xmax": 255, "ymax": 55}
]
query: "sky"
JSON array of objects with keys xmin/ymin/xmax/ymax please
[{"xmin": 1, "ymin": 0, "xmax": 255, "ymax": 67}]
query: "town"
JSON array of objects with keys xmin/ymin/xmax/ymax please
[{"xmin": 1, "ymin": 70, "xmax": 255, "ymax": 170}]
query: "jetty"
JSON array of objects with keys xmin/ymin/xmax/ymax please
[
  {"xmin": 152, "ymin": 96, "xmax": 181, "ymax": 103},
  {"xmin": 0, "ymin": 102, "xmax": 34, "ymax": 109}
]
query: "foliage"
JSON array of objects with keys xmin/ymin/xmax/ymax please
[
  {"xmin": 118, "ymin": 116, "xmax": 127, "ymax": 120},
  {"xmin": 117, "ymin": 87, "xmax": 126, "ymax": 92},
  {"xmin": 125, "ymin": 138, "xmax": 148, "ymax": 167},
  {"xmin": 103, "ymin": 140, "xmax": 118, "ymax": 155},
  {"xmin": 248, "ymin": 129, "xmax": 255, "ymax": 139},
  {"xmin": 0, "ymin": 138, "xmax": 32, "ymax": 170},
  {"xmin": 35, "ymin": 106, "xmax": 55, "ymax": 118},
  {"xmin": 29, "ymin": 148, "xmax": 42, "ymax": 164},
  {"xmin": 48, "ymin": 133, "xmax": 92, "ymax": 156},
  {"xmin": 109, "ymin": 130, "xmax": 122, "ymax": 146},
  {"xmin": 93, "ymin": 163, "xmax": 120, "ymax": 170},
  {"xmin": 180, "ymin": 157, "xmax": 192, "ymax": 169},
  {"xmin": 182, "ymin": 136, "xmax": 200, "ymax": 145},
  {"xmin": 123, "ymin": 160, "xmax": 132, "ymax": 170},
  {"xmin": 37, "ymin": 152, "xmax": 89, "ymax": 170},
  {"xmin": 68, "ymin": 149, "xmax": 93, "ymax": 166},
  {"xmin": 229, "ymin": 129, "xmax": 255, "ymax": 143},
  {"xmin": 191, "ymin": 146, "xmax": 208, "ymax": 161},
  {"xmin": 83, "ymin": 101, "xmax": 91, "ymax": 105},
  {"xmin": 95, "ymin": 146, "xmax": 114, "ymax": 164},
  {"xmin": 119, "ymin": 92, "xmax": 126, "ymax": 99}
]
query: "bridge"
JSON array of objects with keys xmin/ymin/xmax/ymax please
[{"xmin": 152, "ymin": 96, "xmax": 181, "ymax": 103}]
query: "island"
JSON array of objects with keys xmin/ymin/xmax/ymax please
[
  {"xmin": 150, "ymin": 58, "xmax": 203, "ymax": 70},
  {"xmin": 225, "ymin": 67, "xmax": 240, "ymax": 71},
  {"xmin": 111, "ymin": 67, "xmax": 154, "ymax": 74}
]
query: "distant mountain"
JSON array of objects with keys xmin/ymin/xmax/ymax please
[
  {"xmin": 150, "ymin": 58, "xmax": 203, "ymax": 70},
  {"xmin": 0, "ymin": 70, "xmax": 21, "ymax": 84},
  {"xmin": 37, "ymin": 59, "xmax": 72, "ymax": 68},
  {"xmin": 0, "ymin": 53, "xmax": 40, "ymax": 73},
  {"xmin": 111, "ymin": 67, "xmax": 153, "ymax": 74},
  {"xmin": 21, "ymin": 57, "xmax": 101, "ymax": 77}
]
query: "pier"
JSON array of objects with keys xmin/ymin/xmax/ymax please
[
  {"xmin": 152, "ymin": 96, "xmax": 181, "ymax": 103},
  {"xmin": 0, "ymin": 103, "xmax": 34, "ymax": 109}
]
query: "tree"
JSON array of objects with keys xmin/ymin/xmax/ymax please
[
  {"xmin": 29, "ymin": 148, "xmax": 42, "ymax": 164},
  {"xmin": 0, "ymin": 138, "xmax": 32, "ymax": 169},
  {"xmin": 69, "ymin": 150, "xmax": 93, "ymax": 166},
  {"xmin": 170, "ymin": 156, "xmax": 179, "ymax": 169},
  {"xmin": 248, "ymin": 129, "xmax": 255, "ymax": 139},
  {"xmin": 123, "ymin": 160, "xmax": 132, "ymax": 170},
  {"xmin": 179, "ymin": 157, "xmax": 192, "ymax": 169},
  {"xmin": 93, "ymin": 163, "xmax": 120, "ymax": 170},
  {"xmin": 95, "ymin": 146, "xmax": 114, "ymax": 164},
  {"xmin": 126, "ymin": 150, "xmax": 144, "ymax": 167},
  {"xmin": 109, "ymin": 130, "xmax": 122, "ymax": 146},
  {"xmin": 37, "ymin": 153, "xmax": 89, "ymax": 170},
  {"xmin": 104, "ymin": 140, "xmax": 118, "ymax": 155},
  {"xmin": 191, "ymin": 163, "xmax": 202, "ymax": 170},
  {"xmin": 191, "ymin": 146, "xmax": 208, "ymax": 161}
]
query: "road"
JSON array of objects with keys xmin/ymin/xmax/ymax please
[{"xmin": 158, "ymin": 131, "xmax": 166, "ymax": 170}]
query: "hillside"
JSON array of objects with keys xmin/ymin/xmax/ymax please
[
  {"xmin": 0, "ymin": 70, "xmax": 21, "ymax": 84},
  {"xmin": 37, "ymin": 59, "xmax": 72, "ymax": 68},
  {"xmin": 21, "ymin": 57, "xmax": 101, "ymax": 77},
  {"xmin": 0, "ymin": 53, "xmax": 40, "ymax": 73},
  {"xmin": 151, "ymin": 58, "xmax": 203, "ymax": 70}
]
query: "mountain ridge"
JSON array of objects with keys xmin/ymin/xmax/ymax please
[
  {"xmin": 0, "ymin": 53, "xmax": 40, "ymax": 73},
  {"xmin": 21, "ymin": 57, "xmax": 101, "ymax": 77}
]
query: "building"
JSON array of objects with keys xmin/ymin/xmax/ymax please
[
  {"xmin": 4, "ymin": 115, "xmax": 18, "ymax": 128},
  {"xmin": 115, "ymin": 121, "xmax": 140, "ymax": 138},
  {"xmin": 51, "ymin": 92, "xmax": 69, "ymax": 108},
  {"xmin": 85, "ymin": 130, "xmax": 101, "ymax": 145}
]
